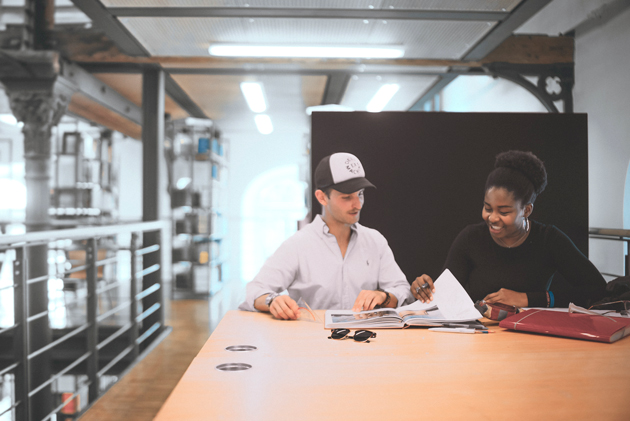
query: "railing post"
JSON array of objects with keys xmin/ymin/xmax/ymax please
[
  {"xmin": 13, "ymin": 247, "xmax": 30, "ymax": 421},
  {"xmin": 141, "ymin": 228, "xmax": 163, "ymax": 349},
  {"xmin": 156, "ymin": 229, "xmax": 164, "ymax": 329},
  {"xmin": 129, "ymin": 233, "xmax": 139, "ymax": 359},
  {"xmin": 86, "ymin": 238, "xmax": 100, "ymax": 403},
  {"xmin": 625, "ymin": 239, "xmax": 629, "ymax": 277}
]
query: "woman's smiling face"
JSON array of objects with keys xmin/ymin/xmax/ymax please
[{"xmin": 482, "ymin": 187, "xmax": 532, "ymax": 243}]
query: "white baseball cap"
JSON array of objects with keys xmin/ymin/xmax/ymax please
[{"xmin": 314, "ymin": 152, "xmax": 376, "ymax": 194}]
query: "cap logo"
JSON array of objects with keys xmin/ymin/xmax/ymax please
[
  {"xmin": 345, "ymin": 157, "xmax": 361, "ymax": 175},
  {"xmin": 327, "ymin": 152, "xmax": 368, "ymax": 186}
]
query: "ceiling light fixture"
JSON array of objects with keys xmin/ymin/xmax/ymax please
[
  {"xmin": 366, "ymin": 84, "xmax": 400, "ymax": 112},
  {"xmin": 240, "ymin": 82, "xmax": 267, "ymax": 113},
  {"xmin": 254, "ymin": 114, "xmax": 273, "ymax": 135},
  {"xmin": 209, "ymin": 44, "xmax": 404, "ymax": 59}
]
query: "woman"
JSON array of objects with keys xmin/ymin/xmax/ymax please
[{"xmin": 412, "ymin": 150, "xmax": 606, "ymax": 308}]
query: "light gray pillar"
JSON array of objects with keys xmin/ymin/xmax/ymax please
[{"xmin": 3, "ymin": 72, "xmax": 73, "ymax": 421}]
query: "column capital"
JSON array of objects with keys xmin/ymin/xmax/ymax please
[
  {"xmin": 0, "ymin": 50, "xmax": 75, "ymax": 157},
  {"xmin": 4, "ymin": 79, "xmax": 74, "ymax": 158}
]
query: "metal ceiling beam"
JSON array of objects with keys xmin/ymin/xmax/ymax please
[
  {"xmin": 71, "ymin": 1, "xmax": 209, "ymax": 119},
  {"xmin": 107, "ymin": 7, "xmax": 508, "ymax": 21},
  {"xmin": 71, "ymin": 0, "xmax": 150, "ymax": 57},
  {"xmin": 408, "ymin": 74, "xmax": 458, "ymax": 111},
  {"xmin": 76, "ymin": 62, "xmax": 146, "ymax": 74},
  {"xmin": 572, "ymin": 0, "xmax": 630, "ymax": 37},
  {"xmin": 402, "ymin": 0, "xmax": 551, "ymax": 107},
  {"xmin": 464, "ymin": 0, "xmax": 553, "ymax": 61},
  {"xmin": 59, "ymin": 60, "xmax": 143, "ymax": 125},
  {"xmin": 322, "ymin": 74, "xmax": 350, "ymax": 105},
  {"xmin": 76, "ymin": 62, "xmax": 453, "ymax": 76}
]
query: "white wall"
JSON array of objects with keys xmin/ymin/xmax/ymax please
[
  {"xmin": 225, "ymin": 130, "xmax": 308, "ymax": 306},
  {"xmin": 442, "ymin": 76, "xmax": 547, "ymax": 112},
  {"xmin": 116, "ymin": 136, "xmax": 143, "ymax": 221},
  {"xmin": 574, "ymin": 6, "xmax": 630, "ymax": 277},
  {"xmin": 520, "ymin": 0, "xmax": 630, "ymax": 278}
]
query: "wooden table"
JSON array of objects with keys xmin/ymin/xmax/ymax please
[{"xmin": 155, "ymin": 310, "xmax": 630, "ymax": 420}]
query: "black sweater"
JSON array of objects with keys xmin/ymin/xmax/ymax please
[{"xmin": 443, "ymin": 221, "xmax": 606, "ymax": 308}]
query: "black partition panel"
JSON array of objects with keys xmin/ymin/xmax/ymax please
[{"xmin": 311, "ymin": 112, "xmax": 588, "ymax": 282}]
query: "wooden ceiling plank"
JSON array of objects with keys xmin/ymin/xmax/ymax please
[
  {"xmin": 464, "ymin": 0, "xmax": 553, "ymax": 61},
  {"xmin": 91, "ymin": 73, "xmax": 190, "ymax": 120},
  {"xmin": 479, "ymin": 35, "xmax": 574, "ymax": 65},
  {"xmin": 68, "ymin": 92, "xmax": 142, "ymax": 140},
  {"xmin": 163, "ymin": 74, "xmax": 207, "ymax": 119},
  {"xmin": 67, "ymin": 35, "xmax": 573, "ymax": 69}
]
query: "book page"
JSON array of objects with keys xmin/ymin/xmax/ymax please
[
  {"xmin": 329, "ymin": 309, "xmax": 399, "ymax": 324},
  {"xmin": 396, "ymin": 269, "xmax": 480, "ymax": 323},
  {"xmin": 324, "ymin": 309, "xmax": 404, "ymax": 328}
]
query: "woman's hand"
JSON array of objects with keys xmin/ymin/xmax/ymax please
[
  {"xmin": 411, "ymin": 274, "xmax": 435, "ymax": 303},
  {"xmin": 483, "ymin": 288, "xmax": 528, "ymax": 308}
]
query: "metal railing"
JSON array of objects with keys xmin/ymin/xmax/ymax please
[
  {"xmin": 0, "ymin": 220, "xmax": 168, "ymax": 421},
  {"xmin": 589, "ymin": 227, "xmax": 630, "ymax": 278}
]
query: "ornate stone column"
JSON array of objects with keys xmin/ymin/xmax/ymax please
[
  {"xmin": 1, "ymin": 50, "xmax": 75, "ymax": 420},
  {"xmin": 5, "ymin": 79, "xmax": 72, "ymax": 230}
]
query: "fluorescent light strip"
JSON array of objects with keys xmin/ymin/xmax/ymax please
[
  {"xmin": 210, "ymin": 44, "xmax": 404, "ymax": 59},
  {"xmin": 254, "ymin": 114, "xmax": 273, "ymax": 135},
  {"xmin": 366, "ymin": 84, "xmax": 400, "ymax": 113},
  {"xmin": 240, "ymin": 82, "xmax": 267, "ymax": 113}
]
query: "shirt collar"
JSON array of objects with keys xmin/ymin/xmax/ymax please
[{"xmin": 314, "ymin": 214, "xmax": 359, "ymax": 236}]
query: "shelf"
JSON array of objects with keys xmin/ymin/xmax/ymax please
[
  {"xmin": 167, "ymin": 118, "xmax": 228, "ymax": 295},
  {"xmin": 51, "ymin": 130, "xmax": 117, "ymax": 223}
]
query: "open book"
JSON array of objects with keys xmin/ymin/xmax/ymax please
[{"xmin": 324, "ymin": 269, "xmax": 482, "ymax": 329}]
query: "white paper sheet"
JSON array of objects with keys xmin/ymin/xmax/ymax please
[{"xmin": 399, "ymin": 269, "xmax": 480, "ymax": 320}]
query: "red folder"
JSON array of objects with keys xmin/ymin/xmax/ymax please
[{"xmin": 499, "ymin": 309, "xmax": 630, "ymax": 343}]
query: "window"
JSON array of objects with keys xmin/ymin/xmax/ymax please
[{"xmin": 241, "ymin": 165, "xmax": 307, "ymax": 282}]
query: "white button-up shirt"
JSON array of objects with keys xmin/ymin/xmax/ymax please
[{"xmin": 239, "ymin": 215, "xmax": 413, "ymax": 311}]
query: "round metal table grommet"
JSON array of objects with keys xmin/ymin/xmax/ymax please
[
  {"xmin": 216, "ymin": 363, "xmax": 252, "ymax": 372},
  {"xmin": 225, "ymin": 345, "xmax": 258, "ymax": 352}
]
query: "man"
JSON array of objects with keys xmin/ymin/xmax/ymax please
[{"xmin": 239, "ymin": 152, "xmax": 413, "ymax": 319}]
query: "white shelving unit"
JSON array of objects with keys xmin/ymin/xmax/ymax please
[{"xmin": 167, "ymin": 118, "xmax": 228, "ymax": 298}]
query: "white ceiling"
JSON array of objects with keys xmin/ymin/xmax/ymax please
[{"xmin": 0, "ymin": 0, "xmax": 554, "ymax": 141}]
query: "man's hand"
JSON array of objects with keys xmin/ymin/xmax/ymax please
[
  {"xmin": 352, "ymin": 290, "xmax": 397, "ymax": 312},
  {"xmin": 254, "ymin": 294, "xmax": 300, "ymax": 320},
  {"xmin": 483, "ymin": 288, "xmax": 528, "ymax": 308},
  {"xmin": 269, "ymin": 295, "xmax": 300, "ymax": 320},
  {"xmin": 411, "ymin": 274, "xmax": 435, "ymax": 303}
]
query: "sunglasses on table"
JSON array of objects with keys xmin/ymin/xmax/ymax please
[{"xmin": 328, "ymin": 329, "xmax": 377, "ymax": 343}]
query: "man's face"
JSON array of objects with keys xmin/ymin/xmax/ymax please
[{"xmin": 321, "ymin": 189, "xmax": 365, "ymax": 226}]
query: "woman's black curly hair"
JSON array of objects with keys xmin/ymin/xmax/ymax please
[{"xmin": 485, "ymin": 150, "xmax": 548, "ymax": 205}]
